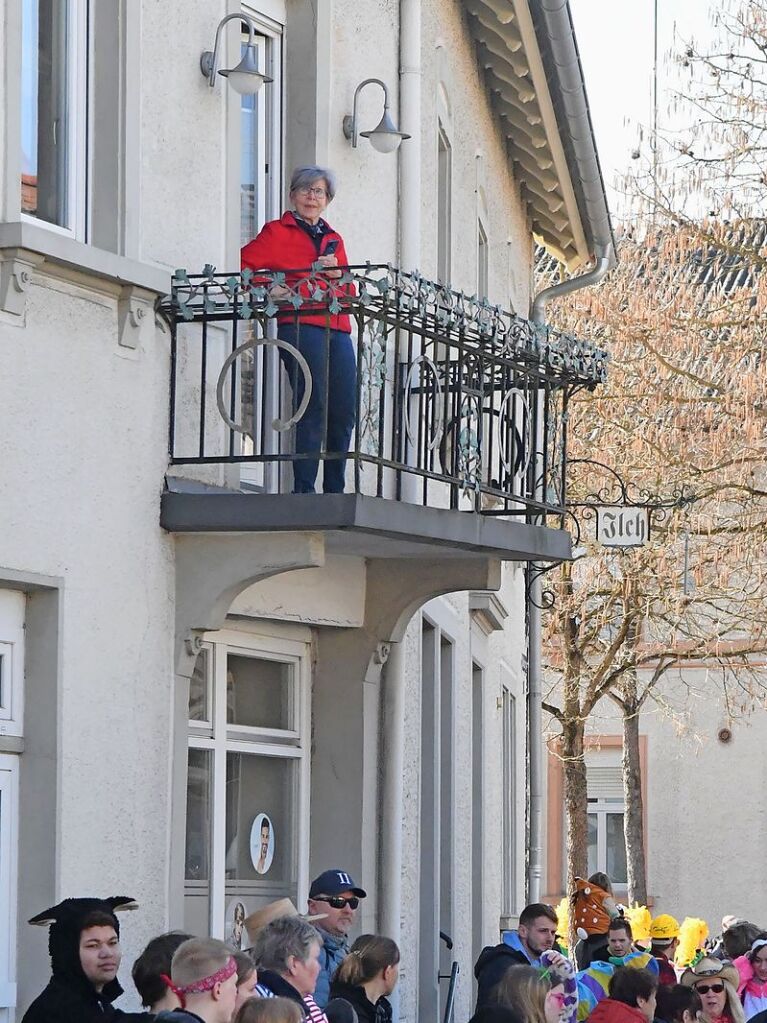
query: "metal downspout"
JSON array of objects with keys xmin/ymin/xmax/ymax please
[
  {"xmin": 526, "ymin": 253, "xmax": 613, "ymax": 902},
  {"xmin": 378, "ymin": 6, "xmax": 420, "ymax": 1018}
]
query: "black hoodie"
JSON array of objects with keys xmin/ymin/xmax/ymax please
[
  {"xmin": 21, "ymin": 897, "xmax": 152, "ymax": 1023},
  {"xmin": 328, "ymin": 980, "xmax": 393, "ymax": 1023},
  {"xmin": 473, "ymin": 943, "xmax": 529, "ymax": 1011}
]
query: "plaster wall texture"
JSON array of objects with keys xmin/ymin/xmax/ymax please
[
  {"xmin": 0, "ymin": 272, "xmax": 176, "ymax": 1001},
  {"xmin": 139, "ymin": 0, "xmax": 231, "ymax": 271},
  {"xmin": 231, "ymin": 556, "xmax": 367, "ymax": 627},
  {"xmin": 326, "ymin": 0, "xmax": 533, "ymax": 312},
  {"xmin": 544, "ymin": 666, "xmax": 767, "ymax": 928}
]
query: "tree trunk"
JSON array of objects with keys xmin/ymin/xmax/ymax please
[
  {"xmin": 621, "ymin": 686, "xmax": 648, "ymax": 905},
  {"xmin": 562, "ymin": 715, "xmax": 588, "ymax": 901}
]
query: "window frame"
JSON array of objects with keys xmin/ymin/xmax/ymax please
[
  {"xmin": 185, "ymin": 626, "xmax": 311, "ymax": 939},
  {"xmin": 0, "ymin": 755, "xmax": 20, "ymax": 1023},
  {"xmin": 19, "ymin": 0, "xmax": 89, "ymax": 240},
  {"xmin": 0, "ymin": 593, "xmax": 25, "ymax": 740},
  {"xmin": 234, "ymin": 6, "xmax": 285, "ymax": 490},
  {"xmin": 436, "ymin": 123, "xmax": 452, "ymax": 286}
]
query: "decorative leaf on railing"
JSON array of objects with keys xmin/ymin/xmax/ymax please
[{"xmin": 163, "ymin": 264, "xmax": 608, "ymax": 388}]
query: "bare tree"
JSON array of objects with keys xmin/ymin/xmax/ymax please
[{"xmin": 538, "ymin": 219, "xmax": 767, "ymax": 903}]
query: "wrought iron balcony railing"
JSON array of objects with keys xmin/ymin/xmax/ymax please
[{"xmin": 162, "ymin": 264, "xmax": 607, "ymax": 523}]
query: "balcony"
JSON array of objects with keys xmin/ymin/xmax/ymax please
[{"xmin": 159, "ymin": 264, "xmax": 606, "ymax": 564}]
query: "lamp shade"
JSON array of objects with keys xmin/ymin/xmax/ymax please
[
  {"xmin": 219, "ymin": 44, "xmax": 273, "ymax": 95},
  {"xmin": 361, "ymin": 110, "xmax": 411, "ymax": 154}
]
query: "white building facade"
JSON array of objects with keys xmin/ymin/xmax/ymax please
[{"xmin": 0, "ymin": 2, "xmax": 613, "ymax": 1021}]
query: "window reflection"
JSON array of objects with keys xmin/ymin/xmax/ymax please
[{"xmin": 21, "ymin": 0, "xmax": 71, "ymax": 227}]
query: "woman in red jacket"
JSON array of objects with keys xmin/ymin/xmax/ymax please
[{"xmin": 241, "ymin": 166, "xmax": 356, "ymax": 494}]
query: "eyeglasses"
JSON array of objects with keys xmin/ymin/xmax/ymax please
[
  {"xmin": 313, "ymin": 896, "xmax": 360, "ymax": 910},
  {"xmin": 695, "ymin": 983, "xmax": 725, "ymax": 995},
  {"xmin": 297, "ymin": 186, "xmax": 327, "ymax": 198},
  {"xmin": 548, "ymin": 993, "xmax": 567, "ymax": 1007}
]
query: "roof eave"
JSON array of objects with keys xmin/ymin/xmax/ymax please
[{"xmin": 528, "ymin": 0, "xmax": 618, "ymax": 268}]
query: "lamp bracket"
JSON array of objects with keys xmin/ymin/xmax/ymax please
[
  {"xmin": 345, "ymin": 77, "xmax": 390, "ymax": 147},
  {"xmin": 201, "ymin": 12, "xmax": 258, "ymax": 88}
]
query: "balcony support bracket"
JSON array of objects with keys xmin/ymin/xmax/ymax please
[{"xmin": 0, "ymin": 248, "xmax": 45, "ymax": 319}]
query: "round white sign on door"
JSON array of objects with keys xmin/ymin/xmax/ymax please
[{"xmin": 250, "ymin": 813, "xmax": 275, "ymax": 874}]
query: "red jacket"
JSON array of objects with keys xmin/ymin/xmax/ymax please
[
  {"xmin": 589, "ymin": 999, "xmax": 648, "ymax": 1023},
  {"xmin": 241, "ymin": 211, "xmax": 353, "ymax": 332}
]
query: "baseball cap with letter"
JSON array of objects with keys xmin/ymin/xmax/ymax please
[{"xmin": 309, "ymin": 869, "xmax": 366, "ymax": 899}]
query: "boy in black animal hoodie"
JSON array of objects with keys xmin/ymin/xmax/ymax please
[{"xmin": 21, "ymin": 896, "xmax": 152, "ymax": 1023}]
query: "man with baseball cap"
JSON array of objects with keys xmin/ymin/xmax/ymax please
[
  {"xmin": 650, "ymin": 914, "xmax": 680, "ymax": 985},
  {"xmin": 307, "ymin": 869, "xmax": 366, "ymax": 1008}
]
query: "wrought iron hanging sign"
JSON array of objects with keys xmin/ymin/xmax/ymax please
[{"xmin": 567, "ymin": 459, "xmax": 694, "ymax": 550}]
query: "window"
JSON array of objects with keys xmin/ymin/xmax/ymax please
[
  {"xmin": 437, "ymin": 126, "xmax": 452, "ymax": 285},
  {"xmin": 238, "ymin": 8, "xmax": 283, "ymax": 485},
  {"xmin": 0, "ymin": 590, "xmax": 24, "ymax": 1023},
  {"xmin": 0, "ymin": 756, "xmax": 19, "ymax": 1023},
  {"xmin": 471, "ymin": 663, "xmax": 485, "ymax": 976},
  {"xmin": 477, "ymin": 220, "xmax": 488, "ymax": 299},
  {"xmin": 501, "ymin": 686, "xmax": 516, "ymax": 914},
  {"xmin": 586, "ymin": 753, "xmax": 627, "ymax": 885},
  {"xmin": 0, "ymin": 592, "xmax": 25, "ymax": 739},
  {"xmin": 184, "ymin": 629, "xmax": 310, "ymax": 943},
  {"xmin": 240, "ymin": 12, "xmax": 283, "ymax": 246},
  {"xmin": 20, "ymin": 0, "xmax": 87, "ymax": 234},
  {"xmin": 419, "ymin": 617, "xmax": 455, "ymax": 1023}
]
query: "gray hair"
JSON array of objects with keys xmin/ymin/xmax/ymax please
[
  {"xmin": 251, "ymin": 916, "xmax": 321, "ymax": 974},
  {"xmin": 289, "ymin": 165, "xmax": 337, "ymax": 201}
]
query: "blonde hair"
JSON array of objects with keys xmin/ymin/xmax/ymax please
[
  {"xmin": 234, "ymin": 996, "xmax": 303, "ymax": 1023},
  {"xmin": 171, "ymin": 938, "xmax": 233, "ymax": 987},
  {"xmin": 334, "ymin": 935, "xmax": 400, "ymax": 986},
  {"xmin": 698, "ymin": 981, "xmax": 745, "ymax": 1023},
  {"xmin": 493, "ymin": 964, "xmax": 550, "ymax": 1023}
]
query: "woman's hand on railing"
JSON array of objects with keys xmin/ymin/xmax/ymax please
[
  {"xmin": 317, "ymin": 253, "xmax": 343, "ymax": 279},
  {"xmin": 268, "ymin": 284, "xmax": 291, "ymax": 299}
]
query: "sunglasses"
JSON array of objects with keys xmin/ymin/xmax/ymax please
[
  {"xmin": 548, "ymin": 993, "xmax": 567, "ymax": 1007},
  {"xmin": 313, "ymin": 896, "xmax": 360, "ymax": 910},
  {"xmin": 696, "ymin": 983, "xmax": 725, "ymax": 995}
]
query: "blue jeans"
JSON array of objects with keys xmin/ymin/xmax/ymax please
[{"xmin": 278, "ymin": 323, "xmax": 356, "ymax": 494}]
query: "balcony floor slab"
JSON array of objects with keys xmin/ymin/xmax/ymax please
[{"xmin": 161, "ymin": 485, "xmax": 571, "ymax": 563}]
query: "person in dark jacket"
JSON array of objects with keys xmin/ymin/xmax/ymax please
[
  {"xmin": 329, "ymin": 934, "xmax": 399, "ymax": 1023},
  {"xmin": 588, "ymin": 966, "xmax": 658, "ymax": 1023},
  {"xmin": 474, "ymin": 903, "xmax": 559, "ymax": 1010},
  {"xmin": 241, "ymin": 165, "xmax": 356, "ymax": 496},
  {"xmin": 21, "ymin": 895, "xmax": 152, "ymax": 1023}
]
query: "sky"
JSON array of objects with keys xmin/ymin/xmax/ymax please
[{"xmin": 568, "ymin": 0, "xmax": 719, "ymax": 219}]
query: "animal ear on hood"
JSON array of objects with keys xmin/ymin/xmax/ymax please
[
  {"xmin": 107, "ymin": 897, "xmax": 139, "ymax": 913},
  {"xmin": 28, "ymin": 907, "xmax": 60, "ymax": 927},
  {"xmin": 28, "ymin": 896, "xmax": 138, "ymax": 927}
]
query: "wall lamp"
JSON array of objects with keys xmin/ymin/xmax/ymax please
[
  {"xmin": 342, "ymin": 79, "xmax": 411, "ymax": 154},
  {"xmin": 200, "ymin": 14, "xmax": 273, "ymax": 95}
]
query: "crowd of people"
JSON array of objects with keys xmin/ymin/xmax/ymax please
[
  {"xmin": 20, "ymin": 869, "xmax": 398, "ymax": 1023},
  {"xmin": 471, "ymin": 874, "xmax": 767, "ymax": 1023},
  {"xmin": 20, "ymin": 867, "xmax": 767, "ymax": 1023}
]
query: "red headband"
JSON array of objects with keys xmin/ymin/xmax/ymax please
[{"xmin": 161, "ymin": 956, "xmax": 236, "ymax": 1009}]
